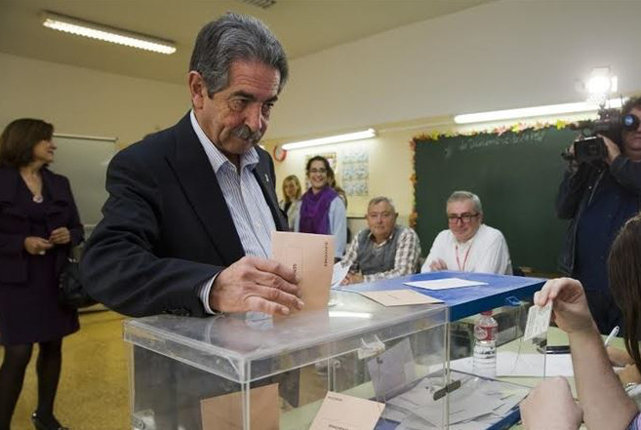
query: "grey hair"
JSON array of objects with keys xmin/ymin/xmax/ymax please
[
  {"xmin": 447, "ymin": 190, "xmax": 483, "ymax": 214},
  {"xmin": 368, "ymin": 196, "xmax": 396, "ymax": 213},
  {"xmin": 189, "ymin": 13, "xmax": 289, "ymax": 96}
]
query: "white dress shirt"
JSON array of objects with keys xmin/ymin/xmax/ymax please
[
  {"xmin": 421, "ymin": 224, "xmax": 512, "ymax": 275},
  {"xmin": 190, "ymin": 111, "xmax": 276, "ymax": 313}
]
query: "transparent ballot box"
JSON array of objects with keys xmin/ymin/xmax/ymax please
[{"xmin": 124, "ymin": 290, "xmax": 449, "ymax": 430}]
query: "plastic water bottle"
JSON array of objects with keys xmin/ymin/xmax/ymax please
[{"xmin": 473, "ymin": 311, "xmax": 498, "ymax": 378}]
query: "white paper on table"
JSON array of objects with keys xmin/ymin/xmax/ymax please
[
  {"xmin": 359, "ymin": 289, "xmax": 444, "ymax": 306},
  {"xmin": 449, "ymin": 352, "xmax": 574, "ymax": 377},
  {"xmin": 331, "ymin": 261, "xmax": 351, "ymax": 289},
  {"xmin": 385, "ymin": 376, "xmax": 502, "ymax": 427},
  {"xmin": 404, "ymin": 278, "xmax": 488, "ymax": 290},
  {"xmin": 499, "ymin": 352, "xmax": 574, "ymax": 377}
]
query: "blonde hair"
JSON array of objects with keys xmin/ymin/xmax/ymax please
[{"xmin": 282, "ymin": 175, "xmax": 301, "ymax": 203}]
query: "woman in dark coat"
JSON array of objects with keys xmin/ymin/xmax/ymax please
[{"xmin": 0, "ymin": 119, "xmax": 83, "ymax": 430}]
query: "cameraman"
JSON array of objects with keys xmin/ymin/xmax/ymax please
[{"xmin": 556, "ymin": 96, "xmax": 641, "ymax": 335}]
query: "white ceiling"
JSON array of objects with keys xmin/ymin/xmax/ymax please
[{"xmin": 0, "ymin": 0, "xmax": 493, "ymax": 86}]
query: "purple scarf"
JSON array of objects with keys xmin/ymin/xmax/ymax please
[{"xmin": 299, "ymin": 186, "xmax": 338, "ymax": 235}]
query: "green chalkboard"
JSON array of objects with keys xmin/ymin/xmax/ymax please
[{"xmin": 414, "ymin": 127, "xmax": 576, "ymax": 273}]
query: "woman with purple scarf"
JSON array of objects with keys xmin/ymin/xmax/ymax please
[{"xmin": 295, "ymin": 156, "xmax": 347, "ymax": 260}]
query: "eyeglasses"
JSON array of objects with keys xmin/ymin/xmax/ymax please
[
  {"xmin": 309, "ymin": 168, "xmax": 327, "ymax": 174},
  {"xmin": 447, "ymin": 213, "xmax": 479, "ymax": 224}
]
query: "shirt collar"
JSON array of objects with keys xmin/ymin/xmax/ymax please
[
  {"xmin": 450, "ymin": 224, "xmax": 482, "ymax": 246},
  {"xmin": 368, "ymin": 227, "xmax": 396, "ymax": 246},
  {"xmin": 189, "ymin": 110, "xmax": 259, "ymax": 173}
]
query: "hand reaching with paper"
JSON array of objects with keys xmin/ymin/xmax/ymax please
[
  {"xmin": 520, "ymin": 377, "xmax": 582, "ymax": 430},
  {"xmin": 533, "ymin": 277, "xmax": 594, "ymax": 334},
  {"xmin": 209, "ymin": 256, "xmax": 303, "ymax": 315}
]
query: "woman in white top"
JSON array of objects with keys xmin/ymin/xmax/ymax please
[{"xmin": 279, "ymin": 174, "xmax": 301, "ymax": 231}]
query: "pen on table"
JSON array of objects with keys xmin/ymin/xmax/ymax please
[{"xmin": 604, "ymin": 325, "xmax": 620, "ymax": 347}]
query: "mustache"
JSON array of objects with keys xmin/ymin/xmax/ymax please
[{"xmin": 232, "ymin": 125, "xmax": 262, "ymax": 145}]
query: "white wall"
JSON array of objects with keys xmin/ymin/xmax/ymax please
[
  {"xmin": 268, "ymin": 0, "xmax": 641, "ymax": 139},
  {"xmin": 270, "ymin": 127, "xmax": 417, "ymax": 219},
  {"xmin": 2, "ymin": 1, "xmax": 639, "ymax": 223},
  {"xmin": 0, "ymin": 52, "xmax": 188, "ymax": 148}
]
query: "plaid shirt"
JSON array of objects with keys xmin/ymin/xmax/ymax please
[{"xmin": 341, "ymin": 226, "xmax": 421, "ymax": 283}]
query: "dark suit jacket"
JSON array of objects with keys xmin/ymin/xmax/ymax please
[
  {"xmin": 80, "ymin": 113, "xmax": 287, "ymax": 317},
  {"xmin": 0, "ymin": 167, "xmax": 84, "ymax": 284}
]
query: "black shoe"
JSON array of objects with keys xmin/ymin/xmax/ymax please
[{"xmin": 31, "ymin": 412, "xmax": 69, "ymax": 430}]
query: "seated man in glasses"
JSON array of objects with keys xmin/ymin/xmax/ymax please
[
  {"xmin": 421, "ymin": 190, "xmax": 512, "ymax": 275},
  {"xmin": 341, "ymin": 196, "xmax": 421, "ymax": 284}
]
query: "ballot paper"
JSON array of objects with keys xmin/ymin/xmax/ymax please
[
  {"xmin": 382, "ymin": 373, "xmax": 521, "ymax": 428},
  {"xmin": 271, "ymin": 231, "xmax": 334, "ymax": 311},
  {"xmin": 309, "ymin": 391, "xmax": 384, "ymax": 430},
  {"xmin": 367, "ymin": 339, "xmax": 416, "ymax": 399},
  {"xmin": 331, "ymin": 261, "xmax": 351, "ymax": 288},
  {"xmin": 523, "ymin": 302, "xmax": 552, "ymax": 341},
  {"xmin": 381, "ymin": 371, "xmax": 529, "ymax": 429},
  {"xmin": 404, "ymin": 278, "xmax": 488, "ymax": 290},
  {"xmin": 200, "ymin": 383, "xmax": 279, "ymax": 430},
  {"xmin": 359, "ymin": 289, "xmax": 444, "ymax": 307}
]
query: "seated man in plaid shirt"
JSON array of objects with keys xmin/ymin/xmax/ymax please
[{"xmin": 341, "ymin": 196, "xmax": 421, "ymax": 285}]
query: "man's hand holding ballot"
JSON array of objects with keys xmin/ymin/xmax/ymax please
[
  {"xmin": 271, "ymin": 231, "xmax": 334, "ymax": 312},
  {"xmin": 210, "ymin": 256, "xmax": 303, "ymax": 316}
]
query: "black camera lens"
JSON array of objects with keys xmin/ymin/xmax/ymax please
[{"xmin": 623, "ymin": 113, "xmax": 640, "ymax": 131}]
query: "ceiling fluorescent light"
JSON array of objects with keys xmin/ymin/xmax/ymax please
[
  {"xmin": 41, "ymin": 11, "xmax": 176, "ymax": 55},
  {"xmin": 454, "ymin": 98, "xmax": 624, "ymax": 124},
  {"xmin": 281, "ymin": 129, "xmax": 376, "ymax": 151}
]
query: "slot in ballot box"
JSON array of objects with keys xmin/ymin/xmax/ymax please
[{"xmin": 124, "ymin": 290, "xmax": 449, "ymax": 430}]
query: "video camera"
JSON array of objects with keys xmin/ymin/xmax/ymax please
[{"xmin": 564, "ymin": 107, "xmax": 639, "ymax": 164}]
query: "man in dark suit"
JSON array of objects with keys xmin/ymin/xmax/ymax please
[{"xmin": 81, "ymin": 13, "xmax": 303, "ymax": 319}]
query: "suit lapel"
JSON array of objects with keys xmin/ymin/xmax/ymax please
[
  {"xmin": 41, "ymin": 169, "xmax": 67, "ymax": 203},
  {"xmin": 166, "ymin": 114, "xmax": 244, "ymax": 265},
  {"xmin": 253, "ymin": 151, "xmax": 288, "ymax": 231}
]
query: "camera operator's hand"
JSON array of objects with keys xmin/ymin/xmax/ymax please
[
  {"xmin": 563, "ymin": 140, "xmax": 580, "ymax": 172},
  {"xmin": 566, "ymin": 142, "xmax": 576, "ymax": 158},
  {"xmin": 599, "ymin": 134, "xmax": 621, "ymax": 164}
]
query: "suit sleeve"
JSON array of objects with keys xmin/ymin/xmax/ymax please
[
  {"xmin": 556, "ymin": 164, "xmax": 593, "ymax": 220},
  {"xmin": 80, "ymin": 149, "xmax": 219, "ymax": 317},
  {"xmin": 610, "ymin": 155, "xmax": 641, "ymax": 193},
  {"xmin": 0, "ymin": 232, "xmax": 25, "ymax": 256}
]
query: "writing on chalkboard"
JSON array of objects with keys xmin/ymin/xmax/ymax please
[
  {"xmin": 459, "ymin": 129, "xmax": 547, "ymax": 151},
  {"xmin": 414, "ymin": 126, "xmax": 575, "ymax": 273}
]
